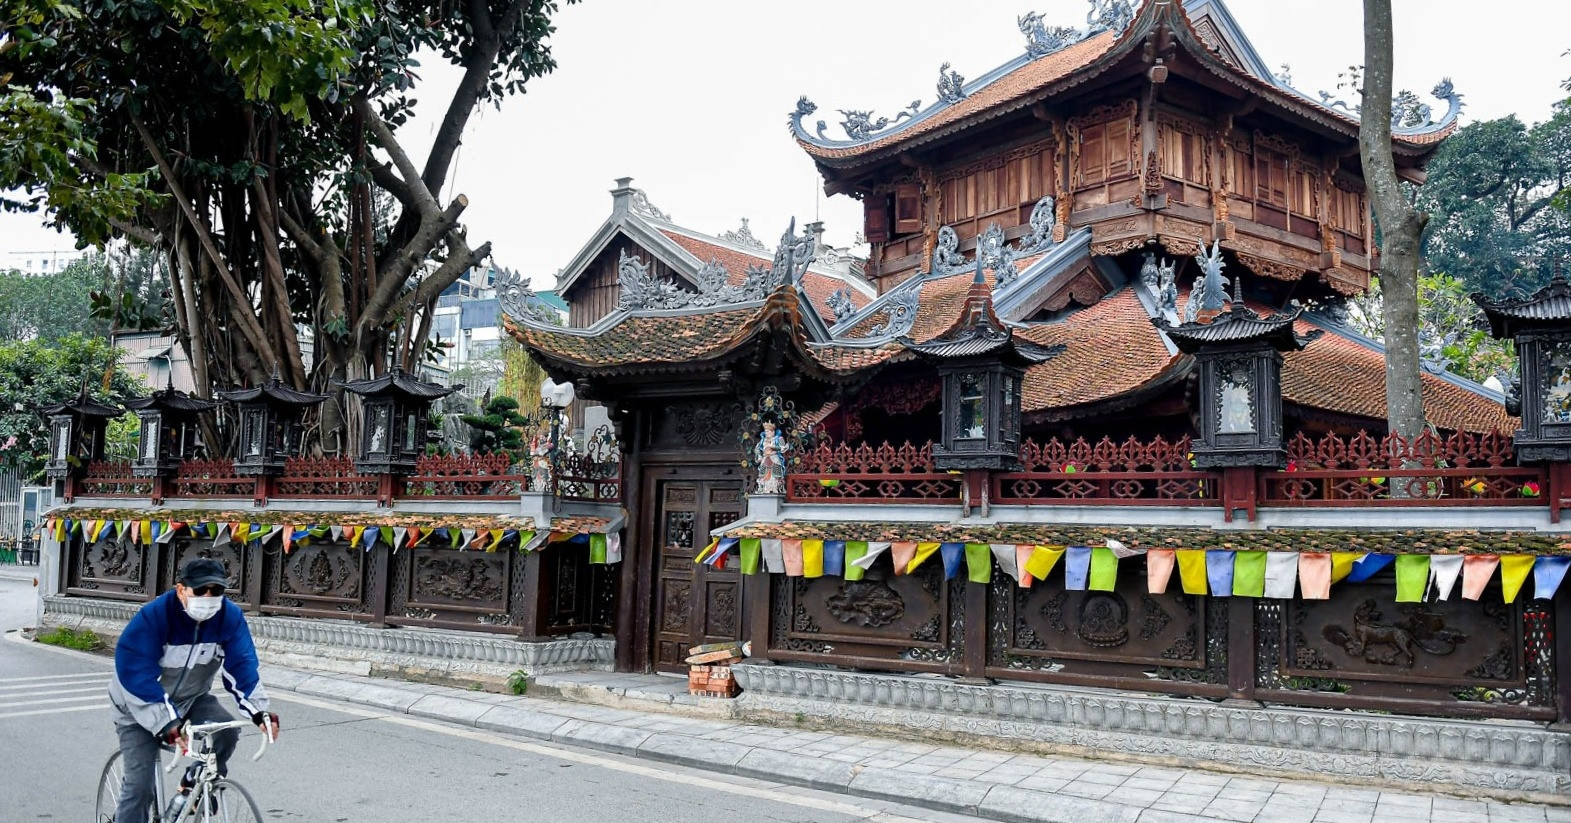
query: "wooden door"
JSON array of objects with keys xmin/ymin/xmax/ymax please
[{"xmin": 651, "ymin": 477, "xmax": 745, "ymax": 672}]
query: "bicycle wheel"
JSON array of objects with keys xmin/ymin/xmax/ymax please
[
  {"xmin": 94, "ymin": 749, "xmax": 161, "ymax": 823},
  {"xmin": 193, "ymin": 779, "xmax": 263, "ymax": 823}
]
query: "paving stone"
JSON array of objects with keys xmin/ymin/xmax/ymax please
[
  {"xmin": 1134, "ymin": 767, "xmax": 1190, "ymax": 782},
  {"xmin": 1122, "ymin": 777, "xmax": 1180, "ymax": 793},
  {"xmin": 1110, "ymin": 788, "xmax": 1165, "ymax": 807},
  {"xmin": 1432, "ymin": 798, "xmax": 1490, "ymax": 817},
  {"xmin": 848, "ymin": 768, "xmax": 992, "ymax": 812},
  {"xmin": 1310, "ymin": 810, "xmax": 1374, "ymax": 823},
  {"xmin": 1252, "ymin": 809, "xmax": 1317, "ymax": 823},
  {"xmin": 1015, "ymin": 776, "xmax": 1071, "ymax": 793},
  {"xmin": 635, "ymin": 733, "xmax": 751, "ymax": 770},
  {"xmin": 733, "ymin": 747, "xmax": 859, "ymax": 789},
  {"xmin": 1316, "ymin": 796, "xmax": 1376, "ymax": 814},
  {"xmin": 1376, "ymin": 793, "xmax": 1434, "ymax": 810},
  {"xmin": 407, "ymin": 693, "xmax": 502, "ymax": 724},
  {"xmin": 1059, "ymin": 782, "xmax": 1116, "ymax": 800},
  {"xmin": 1215, "ymin": 788, "xmax": 1272, "ymax": 804},
  {"xmin": 1321, "ymin": 788, "xmax": 1380, "ymax": 804},
  {"xmin": 1077, "ymin": 769, "xmax": 1132, "ymax": 786},
  {"xmin": 1490, "ymin": 806, "xmax": 1550, "ymax": 823},
  {"xmin": 549, "ymin": 719, "xmax": 653, "ymax": 753},
  {"xmin": 1199, "ymin": 799, "xmax": 1267, "ymax": 822},
  {"xmin": 472, "ymin": 704, "xmax": 571, "ymax": 739},
  {"xmin": 978, "ymin": 785, "xmax": 1142, "ymax": 823},
  {"xmin": 1543, "ymin": 808, "xmax": 1571, "ymax": 823}
]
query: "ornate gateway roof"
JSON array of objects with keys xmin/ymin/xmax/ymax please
[{"xmin": 792, "ymin": 0, "xmax": 1460, "ymax": 169}]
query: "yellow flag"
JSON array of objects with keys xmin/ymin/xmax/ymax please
[
  {"xmin": 802, "ymin": 539, "xmax": 825, "ymax": 577},
  {"xmin": 1024, "ymin": 546, "xmax": 1066, "ymax": 580},
  {"xmin": 1500, "ymin": 554, "xmax": 1536, "ymax": 603},
  {"xmin": 907, "ymin": 542, "xmax": 941, "ymax": 575},
  {"xmin": 1176, "ymin": 550, "xmax": 1208, "ymax": 594},
  {"xmin": 1330, "ymin": 552, "xmax": 1361, "ymax": 584}
]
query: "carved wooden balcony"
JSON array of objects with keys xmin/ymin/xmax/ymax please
[
  {"xmin": 397, "ymin": 453, "xmax": 529, "ymax": 500},
  {"xmin": 993, "ymin": 435, "xmax": 1222, "ymax": 506},
  {"xmin": 77, "ymin": 461, "xmax": 154, "ymax": 498},
  {"xmin": 787, "ymin": 440, "xmax": 963, "ymax": 504},
  {"xmin": 1260, "ymin": 430, "xmax": 1547, "ymax": 508}
]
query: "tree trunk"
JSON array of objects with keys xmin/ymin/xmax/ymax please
[{"xmin": 1360, "ymin": 0, "xmax": 1427, "ymax": 440}]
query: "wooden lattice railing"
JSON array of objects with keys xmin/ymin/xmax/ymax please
[
  {"xmin": 77, "ymin": 461, "xmax": 153, "ymax": 497},
  {"xmin": 1260, "ymin": 430, "xmax": 1547, "ymax": 507},
  {"xmin": 273, "ymin": 456, "xmax": 378, "ymax": 499},
  {"xmin": 787, "ymin": 440, "xmax": 961, "ymax": 503},
  {"xmin": 398, "ymin": 453, "xmax": 529, "ymax": 499},
  {"xmin": 994, "ymin": 435, "xmax": 1221, "ymax": 506},
  {"xmin": 170, "ymin": 459, "xmax": 252, "ymax": 498}
]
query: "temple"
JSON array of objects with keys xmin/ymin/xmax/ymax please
[{"xmin": 37, "ymin": 0, "xmax": 1571, "ymax": 799}]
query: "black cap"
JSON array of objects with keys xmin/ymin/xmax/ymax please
[{"xmin": 179, "ymin": 558, "xmax": 228, "ymax": 590}]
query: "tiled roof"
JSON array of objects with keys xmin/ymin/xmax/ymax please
[
  {"xmin": 511, "ymin": 305, "xmax": 769, "ymax": 374},
  {"xmin": 1016, "ymin": 288, "xmax": 1179, "ymax": 413},
  {"xmin": 658, "ymin": 229, "xmax": 871, "ymax": 321},
  {"xmin": 1282, "ymin": 320, "xmax": 1511, "ymax": 434},
  {"xmin": 800, "ymin": 33, "xmax": 1117, "ymax": 162},
  {"xmin": 799, "ymin": 2, "xmax": 1451, "ymax": 166},
  {"xmin": 807, "ymin": 344, "xmax": 905, "ymax": 373}
]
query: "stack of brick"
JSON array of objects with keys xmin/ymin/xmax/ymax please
[{"xmin": 686, "ymin": 641, "xmax": 745, "ymax": 698}]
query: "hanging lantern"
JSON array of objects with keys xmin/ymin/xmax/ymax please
[
  {"xmin": 1475, "ymin": 275, "xmax": 1571, "ymax": 462},
  {"xmin": 39, "ymin": 389, "xmax": 124, "ymax": 480},
  {"xmin": 122, "ymin": 383, "xmax": 219, "ymax": 477}
]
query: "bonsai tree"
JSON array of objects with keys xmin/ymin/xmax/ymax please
[{"xmin": 461, "ymin": 394, "xmax": 529, "ymax": 461}]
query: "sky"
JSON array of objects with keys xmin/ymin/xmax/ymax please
[{"xmin": 3, "ymin": 0, "xmax": 1569, "ymax": 288}]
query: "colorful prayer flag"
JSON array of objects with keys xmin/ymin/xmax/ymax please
[
  {"xmin": 1395, "ymin": 554, "xmax": 1430, "ymax": 602},
  {"xmin": 1299, "ymin": 553, "xmax": 1332, "ymax": 599},
  {"xmin": 1024, "ymin": 546, "xmax": 1065, "ymax": 581},
  {"xmin": 1263, "ymin": 552, "xmax": 1298, "ymax": 599},
  {"xmin": 1232, "ymin": 551, "xmax": 1266, "ymax": 597},
  {"xmin": 965, "ymin": 543, "xmax": 991, "ymax": 584},
  {"xmin": 1146, "ymin": 550, "xmax": 1175, "ymax": 594},
  {"xmin": 1088, "ymin": 547, "xmax": 1118, "ymax": 592},
  {"xmin": 1064, "ymin": 546, "xmax": 1091, "ymax": 590},
  {"xmin": 1500, "ymin": 554, "xmax": 1535, "ymax": 603},
  {"xmin": 1429, "ymin": 555, "xmax": 1463, "ymax": 600},
  {"xmin": 1461, "ymin": 555, "xmax": 1500, "ymax": 600},
  {"xmin": 1206, "ymin": 550, "xmax": 1235, "ymax": 597},
  {"xmin": 1176, "ymin": 550, "xmax": 1208, "ymax": 595},
  {"xmin": 802, "ymin": 539, "xmax": 825, "ymax": 578},
  {"xmin": 1533, "ymin": 556, "xmax": 1571, "ymax": 601}
]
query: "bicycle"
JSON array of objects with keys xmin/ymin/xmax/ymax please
[{"xmin": 94, "ymin": 718, "xmax": 273, "ymax": 822}]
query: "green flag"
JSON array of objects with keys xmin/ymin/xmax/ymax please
[
  {"xmin": 844, "ymin": 542, "xmax": 869, "ymax": 580},
  {"xmin": 1395, "ymin": 554, "xmax": 1430, "ymax": 602},
  {"xmin": 1232, "ymin": 551, "xmax": 1267, "ymax": 597},
  {"xmin": 740, "ymin": 538, "xmax": 762, "ymax": 575},
  {"xmin": 589, "ymin": 533, "xmax": 607, "ymax": 564},
  {"xmin": 1088, "ymin": 547, "xmax": 1119, "ymax": 591},
  {"xmin": 965, "ymin": 543, "xmax": 992, "ymax": 584}
]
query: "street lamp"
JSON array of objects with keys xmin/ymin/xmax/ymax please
[{"xmin": 539, "ymin": 378, "xmax": 576, "ymax": 500}]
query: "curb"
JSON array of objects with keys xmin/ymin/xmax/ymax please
[{"xmin": 268, "ymin": 667, "xmax": 1156, "ymax": 823}]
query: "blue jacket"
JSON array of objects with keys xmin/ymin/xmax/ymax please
[{"xmin": 108, "ymin": 590, "xmax": 269, "ymax": 733}]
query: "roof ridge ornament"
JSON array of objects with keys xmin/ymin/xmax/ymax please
[
  {"xmin": 1315, "ymin": 78, "xmax": 1465, "ymax": 134},
  {"xmin": 839, "ymin": 101, "xmax": 921, "ymax": 141},
  {"xmin": 826, "ymin": 288, "xmax": 858, "ymax": 324},
  {"xmin": 1019, "ymin": 10, "xmax": 1083, "ymax": 58},
  {"xmin": 936, "ymin": 63, "xmax": 967, "ymax": 105},
  {"xmin": 497, "ymin": 268, "xmax": 560, "ymax": 326},
  {"xmin": 771, "ymin": 218, "xmax": 816, "ymax": 289},
  {"xmin": 718, "ymin": 217, "xmax": 767, "ymax": 252},
  {"xmin": 627, "ymin": 188, "xmax": 670, "ymax": 222},
  {"xmin": 867, "ymin": 287, "xmax": 922, "ymax": 338},
  {"xmin": 1085, "ymin": 0, "xmax": 1134, "ymax": 36},
  {"xmin": 929, "ymin": 196, "xmax": 1059, "ymax": 285},
  {"xmin": 615, "ymin": 220, "xmax": 815, "ymax": 312},
  {"xmin": 1183, "ymin": 240, "xmax": 1230, "ymax": 324}
]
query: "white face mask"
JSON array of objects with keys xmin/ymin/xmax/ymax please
[{"xmin": 184, "ymin": 595, "xmax": 223, "ymax": 622}]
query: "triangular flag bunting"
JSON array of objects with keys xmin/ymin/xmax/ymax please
[{"xmin": 1429, "ymin": 555, "xmax": 1464, "ymax": 600}]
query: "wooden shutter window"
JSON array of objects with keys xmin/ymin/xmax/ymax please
[
  {"xmin": 893, "ymin": 183, "xmax": 923, "ymax": 235},
  {"xmin": 864, "ymin": 194, "xmax": 891, "ymax": 244}
]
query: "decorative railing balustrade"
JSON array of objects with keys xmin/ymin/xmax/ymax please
[
  {"xmin": 786, "ymin": 440, "xmax": 962, "ymax": 503},
  {"xmin": 555, "ymin": 425, "xmax": 623, "ymax": 504},
  {"xmin": 994, "ymin": 435, "xmax": 1221, "ymax": 506},
  {"xmin": 398, "ymin": 454, "xmax": 528, "ymax": 499},
  {"xmin": 1261, "ymin": 430, "xmax": 1547, "ymax": 507},
  {"xmin": 784, "ymin": 429, "xmax": 1563, "ymax": 516},
  {"xmin": 77, "ymin": 461, "xmax": 153, "ymax": 497},
  {"xmin": 71, "ymin": 447, "xmax": 621, "ymax": 506}
]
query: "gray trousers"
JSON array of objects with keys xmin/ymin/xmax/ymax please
[{"xmin": 113, "ymin": 694, "xmax": 238, "ymax": 823}]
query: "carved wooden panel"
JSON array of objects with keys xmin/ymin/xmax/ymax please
[
  {"xmin": 647, "ymin": 402, "xmax": 743, "ymax": 452},
  {"xmin": 409, "ymin": 551, "xmax": 507, "ymax": 609},
  {"xmin": 1258, "ymin": 586, "xmax": 1556, "ymax": 718},
  {"xmin": 68, "ymin": 534, "xmax": 155, "ymax": 601},
  {"xmin": 650, "ymin": 476, "xmax": 746, "ymax": 671},
  {"xmin": 261, "ymin": 542, "xmax": 372, "ymax": 621},
  {"xmin": 768, "ymin": 560, "xmax": 965, "ymax": 673}
]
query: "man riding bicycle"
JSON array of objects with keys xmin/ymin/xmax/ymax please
[{"xmin": 107, "ymin": 558, "xmax": 280, "ymax": 823}]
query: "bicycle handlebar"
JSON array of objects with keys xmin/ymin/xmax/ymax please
[{"xmin": 164, "ymin": 718, "xmax": 273, "ymax": 774}]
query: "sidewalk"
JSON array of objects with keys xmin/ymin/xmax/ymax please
[{"xmin": 261, "ymin": 664, "xmax": 1571, "ymax": 823}]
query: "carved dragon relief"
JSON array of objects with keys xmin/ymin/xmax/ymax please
[{"xmin": 1321, "ymin": 599, "xmax": 1469, "ymax": 668}]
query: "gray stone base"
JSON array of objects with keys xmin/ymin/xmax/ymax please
[
  {"xmin": 732, "ymin": 663, "xmax": 1571, "ymax": 800},
  {"xmin": 42, "ymin": 595, "xmax": 613, "ymax": 686}
]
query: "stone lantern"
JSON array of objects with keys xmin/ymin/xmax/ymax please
[
  {"xmin": 1157, "ymin": 287, "xmax": 1318, "ymax": 468},
  {"xmin": 217, "ymin": 375, "xmax": 328, "ymax": 476},
  {"xmin": 338, "ymin": 369, "xmax": 462, "ymax": 475},
  {"xmin": 122, "ymin": 382, "xmax": 220, "ymax": 478},
  {"xmin": 1474, "ymin": 275, "xmax": 1571, "ymax": 461},
  {"xmin": 902, "ymin": 264, "xmax": 1060, "ymax": 471},
  {"xmin": 40, "ymin": 389, "xmax": 124, "ymax": 481}
]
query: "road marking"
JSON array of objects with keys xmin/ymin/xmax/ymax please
[
  {"xmin": 0, "ymin": 672, "xmax": 112, "ymax": 684},
  {"xmin": 271, "ymin": 692, "xmax": 934, "ymax": 823},
  {"xmin": 0, "ymin": 683, "xmax": 106, "ymax": 695},
  {"xmin": 0, "ymin": 694, "xmax": 110, "ymax": 709},
  {"xmin": 0, "ymin": 703, "xmax": 107, "ymax": 720}
]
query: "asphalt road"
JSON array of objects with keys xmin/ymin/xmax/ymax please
[{"xmin": 0, "ymin": 576, "xmax": 977, "ymax": 822}]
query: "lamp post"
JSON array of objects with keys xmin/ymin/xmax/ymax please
[{"xmin": 539, "ymin": 378, "xmax": 576, "ymax": 505}]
